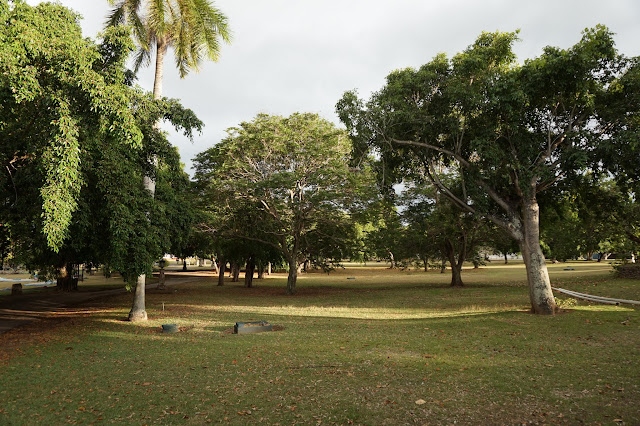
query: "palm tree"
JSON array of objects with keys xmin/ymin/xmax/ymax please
[{"xmin": 106, "ymin": 0, "xmax": 231, "ymax": 321}]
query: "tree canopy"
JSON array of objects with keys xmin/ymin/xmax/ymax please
[
  {"xmin": 194, "ymin": 113, "xmax": 374, "ymax": 294},
  {"xmin": 1, "ymin": 1, "xmax": 200, "ymax": 291},
  {"xmin": 0, "ymin": 1, "xmax": 142, "ymax": 251},
  {"xmin": 337, "ymin": 26, "xmax": 640, "ymax": 314}
]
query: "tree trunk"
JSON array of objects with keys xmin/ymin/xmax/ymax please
[
  {"xmin": 212, "ymin": 257, "xmax": 219, "ymax": 273},
  {"xmin": 129, "ymin": 36, "xmax": 168, "ymax": 322},
  {"xmin": 287, "ymin": 256, "xmax": 298, "ymax": 295},
  {"xmin": 520, "ymin": 197, "xmax": 556, "ymax": 315},
  {"xmin": 268, "ymin": 262, "xmax": 272, "ymax": 275},
  {"xmin": 244, "ymin": 257, "xmax": 255, "ymax": 288},
  {"xmin": 217, "ymin": 255, "xmax": 225, "ymax": 286},
  {"xmin": 182, "ymin": 259, "xmax": 187, "ymax": 271},
  {"xmin": 504, "ymin": 253, "xmax": 508, "ymax": 264},
  {"xmin": 56, "ymin": 262, "xmax": 78, "ymax": 292},
  {"xmin": 157, "ymin": 267, "xmax": 166, "ymax": 290},
  {"xmin": 128, "ymin": 274, "xmax": 148, "ymax": 321},
  {"xmin": 257, "ymin": 262, "xmax": 265, "ymax": 279},
  {"xmin": 388, "ymin": 250, "xmax": 396, "ymax": 269},
  {"xmin": 153, "ymin": 37, "xmax": 167, "ymax": 99},
  {"xmin": 444, "ymin": 241, "xmax": 464, "ymax": 287},
  {"xmin": 450, "ymin": 263, "xmax": 463, "ymax": 287},
  {"xmin": 231, "ymin": 262, "xmax": 240, "ymax": 282}
]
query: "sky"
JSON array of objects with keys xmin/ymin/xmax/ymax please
[{"xmin": 26, "ymin": 0, "xmax": 640, "ymax": 175}]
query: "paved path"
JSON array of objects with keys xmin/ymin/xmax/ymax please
[{"xmin": 0, "ymin": 272, "xmax": 209, "ymax": 335}]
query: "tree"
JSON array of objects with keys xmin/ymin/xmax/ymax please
[
  {"xmin": 400, "ymin": 184, "xmax": 490, "ymax": 286},
  {"xmin": 1, "ymin": 2, "xmax": 200, "ymax": 294},
  {"xmin": 107, "ymin": 0, "xmax": 230, "ymax": 320},
  {"xmin": 337, "ymin": 27, "xmax": 640, "ymax": 314},
  {"xmin": 362, "ymin": 202, "xmax": 405, "ymax": 268},
  {"xmin": 107, "ymin": 0, "xmax": 231, "ymax": 99},
  {"xmin": 1, "ymin": 1, "xmax": 142, "ymax": 253},
  {"xmin": 194, "ymin": 113, "xmax": 372, "ymax": 294}
]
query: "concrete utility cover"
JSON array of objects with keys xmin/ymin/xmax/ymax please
[{"xmin": 234, "ymin": 321, "xmax": 272, "ymax": 334}]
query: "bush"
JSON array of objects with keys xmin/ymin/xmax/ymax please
[{"xmin": 614, "ymin": 263, "xmax": 640, "ymax": 279}]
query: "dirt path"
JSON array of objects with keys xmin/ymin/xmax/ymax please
[{"xmin": 0, "ymin": 272, "xmax": 209, "ymax": 335}]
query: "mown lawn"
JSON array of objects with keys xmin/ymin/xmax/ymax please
[{"xmin": 0, "ymin": 261, "xmax": 638, "ymax": 425}]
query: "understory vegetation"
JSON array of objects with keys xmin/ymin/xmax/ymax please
[{"xmin": 1, "ymin": 262, "xmax": 638, "ymax": 424}]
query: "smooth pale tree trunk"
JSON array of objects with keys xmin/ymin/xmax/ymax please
[
  {"xmin": 388, "ymin": 251, "xmax": 396, "ymax": 269},
  {"xmin": 520, "ymin": 197, "xmax": 556, "ymax": 315},
  {"xmin": 128, "ymin": 274, "xmax": 148, "ymax": 321},
  {"xmin": 128, "ymin": 38, "xmax": 168, "ymax": 322}
]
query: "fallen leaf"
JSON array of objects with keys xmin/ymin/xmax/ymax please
[{"xmin": 415, "ymin": 399, "xmax": 426, "ymax": 405}]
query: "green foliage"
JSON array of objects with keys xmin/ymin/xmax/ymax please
[
  {"xmin": 613, "ymin": 263, "xmax": 640, "ymax": 279},
  {"xmin": 0, "ymin": 1, "xmax": 142, "ymax": 251},
  {"xmin": 107, "ymin": 0, "xmax": 232, "ymax": 79},
  {"xmin": 338, "ymin": 26, "xmax": 639, "ymax": 309},
  {"xmin": 337, "ymin": 26, "xmax": 640, "ymax": 236},
  {"xmin": 194, "ymin": 113, "xmax": 375, "ymax": 292},
  {"xmin": 0, "ymin": 1, "xmax": 201, "ymax": 283}
]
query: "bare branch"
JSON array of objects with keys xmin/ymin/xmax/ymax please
[
  {"xmin": 425, "ymin": 161, "xmax": 475, "ymax": 214},
  {"xmin": 392, "ymin": 139, "xmax": 472, "ymax": 168}
]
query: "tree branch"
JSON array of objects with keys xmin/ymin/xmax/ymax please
[{"xmin": 392, "ymin": 138, "xmax": 472, "ymax": 168}]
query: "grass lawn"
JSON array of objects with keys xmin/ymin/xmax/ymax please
[{"xmin": 0, "ymin": 261, "xmax": 638, "ymax": 424}]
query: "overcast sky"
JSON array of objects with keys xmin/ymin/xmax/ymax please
[{"xmin": 27, "ymin": 0, "xmax": 640, "ymax": 175}]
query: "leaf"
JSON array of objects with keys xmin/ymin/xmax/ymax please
[{"xmin": 415, "ymin": 399, "xmax": 427, "ymax": 405}]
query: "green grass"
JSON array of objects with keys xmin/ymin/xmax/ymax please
[{"xmin": 1, "ymin": 261, "xmax": 638, "ymax": 424}]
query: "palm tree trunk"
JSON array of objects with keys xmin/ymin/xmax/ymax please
[
  {"xmin": 129, "ymin": 37, "xmax": 168, "ymax": 322},
  {"xmin": 153, "ymin": 37, "xmax": 167, "ymax": 100}
]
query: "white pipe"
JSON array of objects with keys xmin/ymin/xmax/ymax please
[{"xmin": 552, "ymin": 287, "xmax": 640, "ymax": 305}]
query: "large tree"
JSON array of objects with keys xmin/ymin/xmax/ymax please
[
  {"xmin": 1, "ymin": 1, "xmax": 142, "ymax": 253},
  {"xmin": 194, "ymin": 113, "xmax": 372, "ymax": 294},
  {"xmin": 337, "ymin": 27, "xmax": 640, "ymax": 314},
  {"xmin": 107, "ymin": 0, "xmax": 231, "ymax": 320},
  {"xmin": 1, "ymin": 1, "xmax": 200, "ymax": 292}
]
